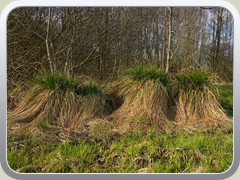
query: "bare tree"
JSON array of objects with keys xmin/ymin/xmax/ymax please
[
  {"xmin": 7, "ymin": 6, "xmax": 234, "ymax": 90},
  {"xmin": 165, "ymin": 7, "xmax": 172, "ymax": 73}
]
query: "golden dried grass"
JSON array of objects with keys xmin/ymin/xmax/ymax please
[
  {"xmin": 109, "ymin": 77, "xmax": 172, "ymax": 133},
  {"xmin": 175, "ymin": 71, "xmax": 232, "ymax": 131},
  {"xmin": 8, "ymin": 78, "xmax": 109, "ymax": 134}
]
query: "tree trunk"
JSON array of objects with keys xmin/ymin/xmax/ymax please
[
  {"xmin": 165, "ymin": 7, "xmax": 172, "ymax": 73},
  {"xmin": 46, "ymin": 7, "xmax": 54, "ymax": 74}
]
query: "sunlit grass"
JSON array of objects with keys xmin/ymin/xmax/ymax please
[
  {"xmin": 123, "ymin": 65, "xmax": 171, "ymax": 89},
  {"xmin": 33, "ymin": 73, "xmax": 79, "ymax": 92},
  {"xmin": 176, "ymin": 70, "xmax": 212, "ymax": 91},
  {"xmin": 8, "ymin": 73, "xmax": 106, "ymax": 131},
  {"xmin": 7, "ymin": 73, "xmax": 233, "ymax": 174},
  {"xmin": 109, "ymin": 66, "xmax": 171, "ymax": 133},
  {"xmin": 33, "ymin": 73, "xmax": 102, "ymax": 96},
  {"xmin": 7, "ymin": 129, "xmax": 232, "ymax": 173},
  {"xmin": 174, "ymin": 71, "xmax": 231, "ymax": 131}
]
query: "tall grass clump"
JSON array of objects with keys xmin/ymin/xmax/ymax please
[
  {"xmin": 8, "ymin": 73, "xmax": 109, "ymax": 134},
  {"xmin": 175, "ymin": 70, "xmax": 231, "ymax": 131},
  {"xmin": 109, "ymin": 65, "xmax": 172, "ymax": 133},
  {"xmin": 33, "ymin": 73, "xmax": 79, "ymax": 91}
]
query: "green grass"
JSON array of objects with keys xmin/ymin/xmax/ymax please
[
  {"xmin": 217, "ymin": 84, "xmax": 233, "ymax": 117},
  {"xmin": 33, "ymin": 73, "xmax": 102, "ymax": 96},
  {"xmin": 38, "ymin": 119, "xmax": 50, "ymax": 130},
  {"xmin": 123, "ymin": 66, "xmax": 171, "ymax": 88},
  {"xmin": 7, "ymin": 83, "xmax": 233, "ymax": 173},
  {"xmin": 176, "ymin": 70, "xmax": 212, "ymax": 90},
  {"xmin": 33, "ymin": 73, "xmax": 80, "ymax": 92},
  {"xmin": 75, "ymin": 82, "xmax": 102, "ymax": 96},
  {"xmin": 7, "ymin": 129, "xmax": 232, "ymax": 173}
]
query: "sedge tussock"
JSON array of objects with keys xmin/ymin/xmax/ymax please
[
  {"xmin": 175, "ymin": 70, "xmax": 231, "ymax": 131},
  {"xmin": 109, "ymin": 66, "xmax": 172, "ymax": 133},
  {"xmin": 8, "ymin": 74, "xmax": 109, "ymax": 135}
]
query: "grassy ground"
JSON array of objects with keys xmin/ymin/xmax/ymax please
[
  {"xmin": 8, "ymin": 130, "xmax": 232, "ymax": 173},
  {"xmin": 7, "ymin": 84, "xmax": 233, "ymax": 173},
  {"xmin": 217, "ymin": 84, "xmax": 233, "ymax": 117}
]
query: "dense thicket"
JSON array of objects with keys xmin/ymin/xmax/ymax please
[{"xmin": 7, "ymin": 7, "xmax": 233, "ymax": 90}]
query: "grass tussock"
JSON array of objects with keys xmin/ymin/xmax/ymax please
[
  {"xmin": 109, "ymin": 66, "xmax": 172, "ymax": 133},
  {"xmin": 7, "ymin": 69, "xmax": 233, "ymax": 173},
  {"xmin": 8, "ymin": 73, "xmax": 109, "ymax": 134},
  {"xmin": 175, "ymin": 70, "xmax": 231, "ymax": 131},
  {"xmin": 123, "ymin": 66, "xmax": 171, "ymax": 88},
  {"xmin": 33, "ymin": 73, "xmax": 80, "ymax": 92}
]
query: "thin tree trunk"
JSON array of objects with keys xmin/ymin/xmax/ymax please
[
  {"xmin": 214, "ymin": 8, "xmax": 223, "ymax": 72},
  {"xmin": 165, "ymin": 7, "xmax": 172, "ymax": 73},
  {"xmin": 46, "ymin": 7, "xmax": 54, "ymax": 74}
]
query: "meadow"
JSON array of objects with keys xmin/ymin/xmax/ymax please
[{"xmin": 7, "ymin": 83, "xmax": 233, "ymax": 173}]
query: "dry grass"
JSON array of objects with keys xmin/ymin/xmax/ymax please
[
  {"xmin": 108, "ymin": 66, "xmax": 173, "ymax": 133},
  {"xmin": 175, "ymin": 70, "xmax": 231, "ymax": 131},
  {"xmin": 7, "ymin": 84, "xmax": 28, "ymax": 110},
  {"xmin": 8, "ymin": 69, "xmax": 232, "ymax": 137},
  {"xmin": 8, "ymin": 74, "xmax": 109, "ymax": 136}
]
